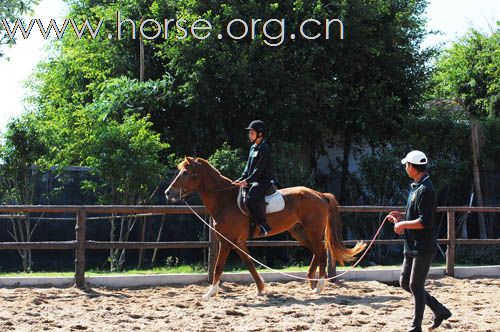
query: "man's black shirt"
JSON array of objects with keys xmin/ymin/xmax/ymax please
[
  {"xmin": 404, "ymin": 175, "xmax": 438, "ymax": 255},
  {"xmin": 238, "ymin": 140, "xmax": 274, "ymax": 184}
]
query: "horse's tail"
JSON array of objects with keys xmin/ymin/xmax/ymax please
[{"xmin": 322, "ymin": 193, "xmax": 366, "ymax": 266}]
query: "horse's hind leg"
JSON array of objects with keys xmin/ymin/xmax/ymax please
[
  {"xmin": 312, "ymin": 243, "xmax": 328, "ymax": 293},
  {"xmin": 300, "ymin": 221, "xmax": 328, "ymax": 294},
  {"xmin": 288, "ymin": 224, "xmax": 318, "ymax": 290},
  {"xmin": 203, "ymin": 241, "xmax": 231, "ymax": 299},
  {"xmin": 234, "ymin": 242, "xmax": 265, "ymax": 296}
]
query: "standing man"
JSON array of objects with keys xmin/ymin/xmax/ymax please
[
  {"xmin": 388, "ymin": 150, "xmax": 452, "ymax": 332},
  {"xmin": 233, "ymin": 120, "xmax": 274, "ymax": 235}
]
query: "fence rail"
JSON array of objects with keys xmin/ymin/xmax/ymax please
[{"xmin": 0, "ymin": 205, "xmax": 498, "ymax": 288}]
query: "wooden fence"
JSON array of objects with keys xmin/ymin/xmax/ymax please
[{"xmin": 0, "ymin": 205, "xmax": 499, "ymax": 288}]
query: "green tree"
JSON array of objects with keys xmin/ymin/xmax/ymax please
[
  {"xmin": 0, "ymin": 114, "xmax": 48, "ymax": 271},
  {"xmin": 272, "ymin": 141, "xmax": 315, "ymax": 188},
  {"xmin": 208, "ymin": 142, "xmax": 245, "ymax": 180},
  {"xmin": 80, "ymin": 114, "xmax": 168, "ymax": 205},
  {"xmin": 26, "ymin": 0, "xmax": 165, "ymax": 117},
  {"xmin": 29, "ymin": 0, "xmax": 432, "ymax": 203},
  {"xmin": 0, "ymin": 0, "xmax": 39, "ymax": 56},
  {"xmin": 43, "ymin": 76, "xmax": 172, "ymax": 270},
  {"xmin": 20, "ymin": 0, "xmax": 176, "ymax": 270},
  {"xmin": 329, "ymin": 0, "xmax": 432, "ymax": 202},
  {"xmin": 430, "ymin": 27, "xmax": 500, "ymax": 118},
  {"xmin": 429, "ymin": 26, "xmax": 500, "ymax": 238},
  {"xmin": 153, "ymin": 0, "xmax": 432, "ymax": 202},
  {"xmin": 78, "ymin": 112, "xmax": 169, "ymax": 271}
]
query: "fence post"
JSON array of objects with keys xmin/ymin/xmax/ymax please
[
  {"xmin": 74, "ymin": 208, "xmax": 87, "ymax": 288},
  {"xmin": 446, "ymin": 210, "xmax": 455, "ymax": 277},
  {"xmin": 207, "ymin": 217, "xmax": 219, "ymax": 283}
]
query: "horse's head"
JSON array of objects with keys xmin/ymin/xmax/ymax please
[{"xmin": 165, "ymin": 157, "xmax": 204, "ymax": 203}]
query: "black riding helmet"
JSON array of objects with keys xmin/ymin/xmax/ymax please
[{"xmin": 245, "ymin": 120, "xmax": 266, "ymax": 137}]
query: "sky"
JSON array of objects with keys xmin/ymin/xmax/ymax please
[{"xmin": 0, "ymin": 0, "xmax": 499, "ymax": 133}]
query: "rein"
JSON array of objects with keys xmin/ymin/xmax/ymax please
[
  {"xmin": 205, "ymin": 185, "xmax": 238, "ymax": 193},
  {"xmin": 184, "ymin": 200, "xmax": 390, "ymax": 282}
]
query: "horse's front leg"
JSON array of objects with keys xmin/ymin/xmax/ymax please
[
  {"xmin": 235, "ymin": 242, "xmax": 265, "ymax": 296},
  {"xmin": 203, "ymin": 241, "xmax": 231, "ymax": 299}
]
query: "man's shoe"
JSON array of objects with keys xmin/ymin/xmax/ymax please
[{"xmin": 429, "ymin": 308, "xmax": 452, "ymax": 330}]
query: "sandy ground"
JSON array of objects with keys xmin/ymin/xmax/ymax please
[{"xmin": 0, "ymin": 277, "xmax": 498, "ymax": 332}]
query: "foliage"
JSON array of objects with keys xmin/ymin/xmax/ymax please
[
  {"xmin": 457, "ymin": 245, "xmax": 500, "ymax": 265},
  {"xmin": 0, "ymin": 0, "xmax": 39, "ymax": 56},
  {"xmin": 207, "ymin": 140, "xmax": 316, "ymax": 188},
  {"xmin": 26, "ymin": 0, "xmax": 168, "ymax": 137},
  {"xmin": 355, "ymin": 115, "xmax": 472, "ymax": 207},
  {"xmin": 0, "ymin": 114, "xmax": 47, "ymax": 204},
  {"xmin": 207, "ymin": 142, "xmax": 245, "ymax": 181},
  {"xmin": 18, "ymin": 0, "xmax": 483, "ymax": 269},
  {"xmin": 430, "ymin": 27, "xmax": 500, "ymax": 118},
  {"xmin": 0, "ymin": 114, "xmax": 49, "ymax": 272},
  {"xmin": 24, "ymin": 1, "xmax": 433, "ymax": 207},
  {"xmin": 24, "ymin": 77, "xmax": 172, "ymax": 204},
  {"xmin": 151, "ymin": 0, "xmax": 432, "ymax": 158},
  {"xmin": 272, "ymin": 141, "xmax": 315, "ymax": 188},
  {"xmin": 356, "ymin": 151, "xmax": 409, "ymax": 206},
  {"xmin": 79, "ymin": 113, "xmax": 169, "ymax": 204},
  {"xmin": 479, "ymin": 118, "xmax": 500, "ymax": 171},
  {"xmin": 24, "ymin": 0, "xmax": 431, "ymax": 159},
  {"xmin": 77, "ymin": 110, "xmax": 169, "ymax": 271}
]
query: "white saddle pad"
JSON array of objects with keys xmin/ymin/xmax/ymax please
[{"xmin": 264, "ymin": 191, "xmax": 285, "ymax": 214}]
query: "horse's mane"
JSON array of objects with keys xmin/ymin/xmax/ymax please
[{"xmin": 179, "ymin": 157, "xmax": 233, "ymax": 184}]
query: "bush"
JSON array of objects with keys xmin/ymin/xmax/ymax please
[
  {"xmin": 208, "ymin": 142, "xmax": 245, "ymax": 180},
  {"xmin": 272, "ymin": 141, "xmax": 315, "ymax": 188},
  {"xmin": 457, "ymin": 245, "xmax": 500, "ymax": 265}
]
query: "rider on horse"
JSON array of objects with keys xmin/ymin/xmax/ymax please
[{"xmin": 233, "ymin": 120, "xmax": 274, "ymax": 235}]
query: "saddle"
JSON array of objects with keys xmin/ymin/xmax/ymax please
[{"xmin": 236, "ymin": 184, "xmax": 285, "ymax": 217}]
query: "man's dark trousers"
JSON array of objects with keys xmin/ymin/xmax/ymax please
[
  {"xmin": 245, "ymin": 182, "xmax": 271, "ymax": 230},
  {"xmin": 400, "ymin": 248, "xmax": 448, "ymax": 329}
]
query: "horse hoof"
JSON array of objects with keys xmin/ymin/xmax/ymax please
[
  {"xmin": 202, "ymin": 283, "xmax": 219, "ymax": 299},
  {"xmin": 256, "ymin": 289, "xmax": 265, "ymax": 296},
  {"xmin": 202, "ymin": 290, "xmax": 217, "ymax": 300},
  {"xmin": 312, "ymin": 279, "xmax": 325, "ymax": 294}
]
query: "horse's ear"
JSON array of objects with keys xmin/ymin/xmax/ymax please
[
  {"xmin": 188, "ymin": 156, "xmax": 201, "ymax": 164},
  {"xmin": 185, "ymin": 156, "xmax": 193, "ymax": 164}
]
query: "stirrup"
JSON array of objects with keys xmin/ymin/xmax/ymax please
[{"xmin": 259, "ymin": 225, "xmax": 271, "ymax": 235}]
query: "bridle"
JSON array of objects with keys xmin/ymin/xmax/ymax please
[{"xmin": 170, "ymin": 168, "xmax": 198, "ymax": 200}]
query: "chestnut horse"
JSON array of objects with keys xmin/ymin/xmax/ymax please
[{"xmin": 165, "ymin": 157, "xmax": 366, "ymax": 299}]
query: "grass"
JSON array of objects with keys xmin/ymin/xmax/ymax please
[
  {"xmin": 0, "ymin": 263, "xmax": 454, "ymax": 277},
  {"xmin": 0, "ymin": 265, "xmax": 206, "ymax": 277}
]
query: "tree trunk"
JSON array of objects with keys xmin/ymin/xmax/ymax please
[
  {"xmin": 137, "ymin": 216, "xmax": 147, "ymax": 269},
  {"xmin": 151, "ymin": 215, "xmax": 166, "ymax": 266},
  {"xmin": 139, "ymin": 18, "xmax": 144, "ymax": 82},
  {"xmin": 471, "ymin": 123, "xmax": 488, "ymax": 239},
  {"xmin": 117, "ymin": 215, "xmax": 138, "ymax": 270},
  {"xmin": 25, "ymin": 215, "xmax": 32, "ymax": 272},
  {"xmin": 340, "ymin": 129, "xmax": 352, "ymax": 204},
  {"xmin": 110, "ymin": 214, "xmax": 117, "ymax": 271},
  {"xmin": 460, "ymin": 188, "xmax": 474, "ymax": 239}
]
